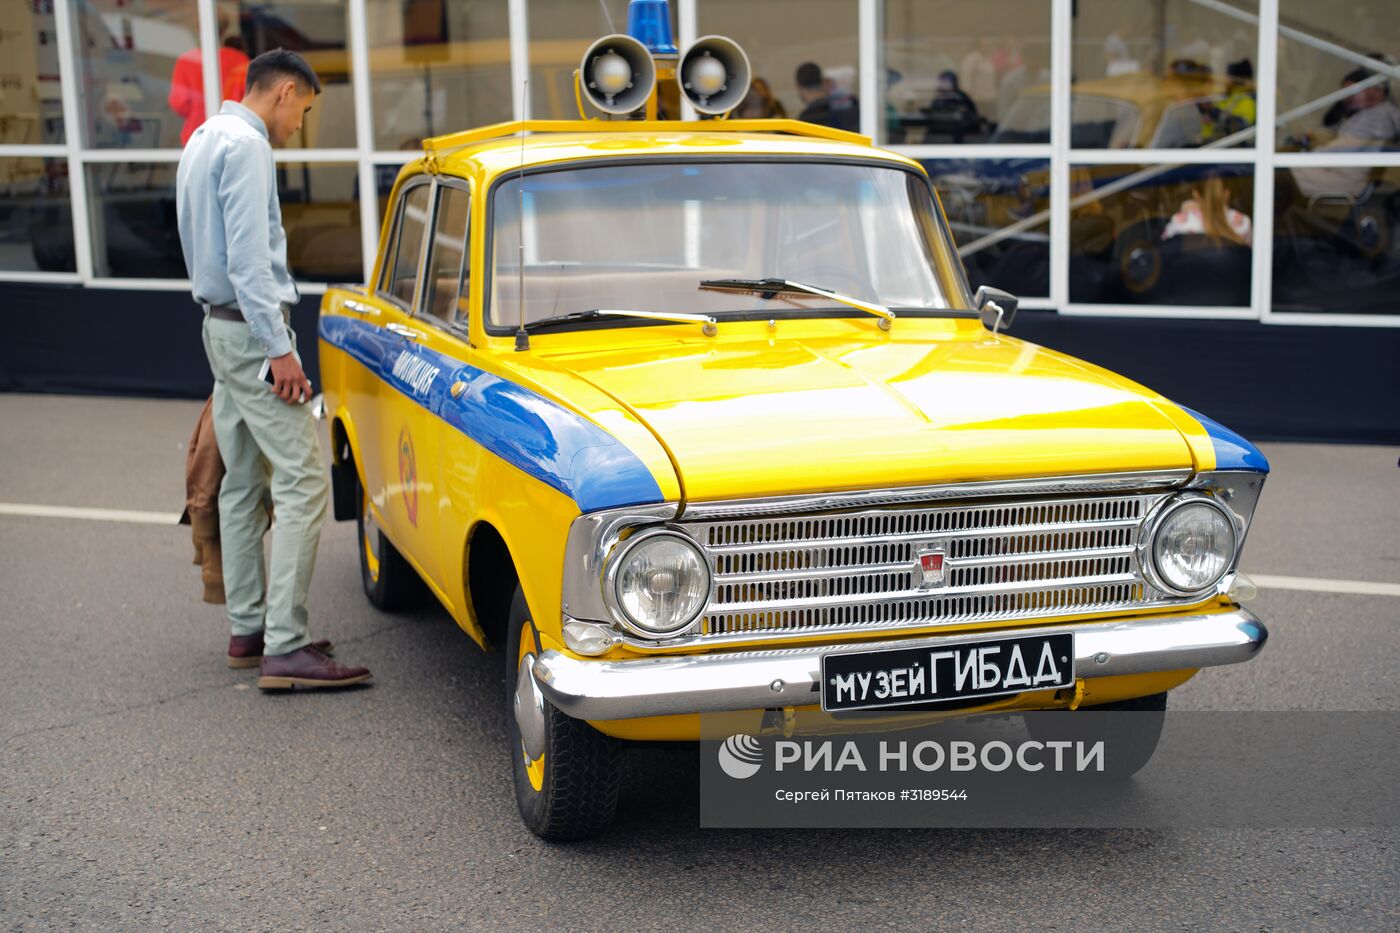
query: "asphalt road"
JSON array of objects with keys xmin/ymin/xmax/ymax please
[{"xmin": 1, "ymin": 394, "xmax": 1397, "ymax": 931}]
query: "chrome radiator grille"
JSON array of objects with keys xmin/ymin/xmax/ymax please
[{"xmin": 683, "ymin": 493, "xmax": 1179, "ymax": 638}]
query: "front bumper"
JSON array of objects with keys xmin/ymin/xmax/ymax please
[{"xmin": 531, "ymin": 608, "xmax": 1267, "ymax": 721}]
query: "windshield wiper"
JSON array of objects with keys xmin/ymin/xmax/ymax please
[
  {"xmin": 699, "ymin": 278, "xmax": 896, "ymax": 330},
  {"xmin": 512, "ymin": 308, "xmax": 717, "ymax": 351}
]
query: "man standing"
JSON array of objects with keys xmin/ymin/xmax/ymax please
[{"xmin": 176, "ymin": 49, "xmax": 371, "ymax": 691}]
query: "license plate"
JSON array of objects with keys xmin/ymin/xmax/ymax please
[{"xmin": 821, "ymin": 632, "xmax": 1075, "ymax": 712}]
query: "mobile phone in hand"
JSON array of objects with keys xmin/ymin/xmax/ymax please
[{"xmin": 258, "ymin": 358, "xmax": 309, "ymax": 403}]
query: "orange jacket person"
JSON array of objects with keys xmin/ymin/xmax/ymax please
[{"xmin": 168, "ymin": 44, "xmax": 251, "ymax": 146}]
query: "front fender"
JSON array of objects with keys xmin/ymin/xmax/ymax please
[
  {"xmin": 329, "ymin": 413, "xmax": 358, "ymax": 521},
  {"xmin": 328, "ymin": 409, "xmax": 368, "ymax": 521}
]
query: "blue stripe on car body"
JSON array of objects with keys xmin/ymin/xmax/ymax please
[
  {"xmin": 319, "ymin": 314, "xmax": 666, "ymax": 512},
  {"xmin": 1181, "ymin": 406, "xmax": 1270, "ymax": 473}
]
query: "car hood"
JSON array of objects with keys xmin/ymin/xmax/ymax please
[{"xmin": 541, "ymin": 324, "xmax": 1203, "ymax": 503}]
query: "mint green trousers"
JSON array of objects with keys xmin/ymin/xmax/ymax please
[{"xmin": 202, "ymin": 314, "xmax": 328, "ymax": 656}]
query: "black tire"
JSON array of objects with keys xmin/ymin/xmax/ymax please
[
  {"xmin": 506, "ymin": 586, "xmax": 621, "ymax": 840},
  {"xmin": 355, "ymin": 478, "xmax": 427, "ymax": 611},
  {"xmin": 1024, "ymin": 690, "xmax": 1167, "ymax": 780}
]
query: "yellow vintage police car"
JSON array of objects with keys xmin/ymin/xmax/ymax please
[{"xmin": 318, "ymin": 23, "xmax": 1269, "ymax": 839}]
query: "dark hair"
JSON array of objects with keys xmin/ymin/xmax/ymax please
[
  {"xmin": 1342, "ymin": 53, "xmax": 1391, "ymax": 97},
  {"xmin": 245, "ymin": 48, "xmax": 321, "ymax": 97},
  {"xmin": 1226, "ymin": 58, "xmax": 1253, "ymax": 80},
  {"xmin": 795, "ymin": 62, "xmax": 823, "ymax": 90}
]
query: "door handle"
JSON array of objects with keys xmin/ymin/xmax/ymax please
[
  {"xmin": 386, "ymin": 322, "xmax": 424, "ymax": 340},
  {"xmin": 343, "ymin": 299, "xmax": 377, "ymax": 316}
]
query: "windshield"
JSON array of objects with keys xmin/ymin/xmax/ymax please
[
  {"xmin": 487, "ymin": 161, "xmax": 969, "ymax": 330},
  {"xmin": 992, "ymin": 94, "xmax": 1142, "ymax": 148}
]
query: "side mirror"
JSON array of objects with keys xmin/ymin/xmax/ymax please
[{"xmin": 975, "ymin": 285, "xmax": 1019, "ymax": 334}]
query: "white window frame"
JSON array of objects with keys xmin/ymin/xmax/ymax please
[
  {"xmin": 868, "ymin": 0, "xmax": 1400, "ymax": 328},
  {"xmin": 0, "ymin": 0, "xmax": 1391, "ymax": 328}
]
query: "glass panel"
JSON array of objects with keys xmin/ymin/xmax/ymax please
[
  {"xmin": 373, "ymin": 162, "xmax": 415, "ymax": 275},
  {"xmin": 217, "ymin": 0, "xmax": 356, "ymax": 150},
  {"xmin": 0, "ymin": 158, "xmax": 74, "ymax": 272},
  {"xmin": 375, "ymin": 162, "xmax": 408, "ymax": 227},
  {"xmin": 1276, "ymin": 1, "xmax": 1400, "ymax": 153},
  {"xmin": 881, "ymin": 1, "xmax": 1050, "ymax": 145},
  {"xmin": 924, "ymin": 159, "xmax": 1050, "ymax": 298},
  {"xmin": 278, "ymin": 162, "xmax": 361, "ymax": 283},
  {"xmin": 71, "ymin": 1, "xmax": 353, "ymax": 151},
  {"xmin": 1, "ymin": 2, "xmax": 64, "ymax": 144},
  {"xmin": 1273, "ymin": 165, "xmax": 1400, "ymax": 315},
  {"xmin": 701, "ymin": 0, "xmax": 859, "ymax": 129},
  {"xmin": 527, "ymin": 0, "xmax": 678, "ymax": 120},
  {"xmin": 489, "ymin": 162, "xmax": 967, "ymax": 329},
  {"xmin": 383, "ymin": 182, "xmax": 431, "ymax": 305},
  {"xmin": 1071, "ymin": 0, "xmax": 1258, "ymax": 149},
  {"xmin": 423, "ymin": 185, "xmax": 470, "ymax": 323},
  {"xmin": 87, "ymin": 160, "xmax": 359, "ymax": 281},
  {"xmin": 365, "ymin": 0, "xmax": 511, "ymax": 150},
  {"xmin": 72, "ymin": 0, "xmax": 198, "ymax": 149},
  {"xmin": 86, "ymin": 162, "xmax": 184, "ymax": 276},
  {"xmin": 1069, "ymin": 162, "xmax": 1255, "ymax": 305}
]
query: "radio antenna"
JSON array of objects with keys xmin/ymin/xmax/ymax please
[{"xmin": 514, "ymin": 80, "xmax": 529, "ymax": 352}]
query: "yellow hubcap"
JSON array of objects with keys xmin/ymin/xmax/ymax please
[
  {"xmin": 361, "ymin": 495, "xmax": 381, "ymax": 583},
  {"xmin": 517, "ymin": 620, "xmax": 546, "ymax": 792}
]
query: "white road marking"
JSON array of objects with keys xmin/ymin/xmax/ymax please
[
  {"xmin": 0, "ymin": 503, "xmax": 181, "ymax": 525},
  {"xmin": 1251, "ymin": 574, "xmax": 1400, "ymax": 598}
]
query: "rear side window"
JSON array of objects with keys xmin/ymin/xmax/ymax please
[
  {"xmin": 422, "ymin": 185, "xmax": 471, "ymax": 324},
  {"xmin": 381, "ymin": 183, "xmax": 431, "ymax": 307}
]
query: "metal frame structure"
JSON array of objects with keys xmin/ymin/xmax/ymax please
[{"xmin": 1, "ymin": 0, "xmax": 1395, "ymax": 325}]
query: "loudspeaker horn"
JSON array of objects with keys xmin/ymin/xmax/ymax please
[
  {"xmin": 677, "ymin": 36, "xmax": 752, "ymax": 115},
  {"xmin": 579, "ymin": 34, "xmax": 656, "ymax": 115}
]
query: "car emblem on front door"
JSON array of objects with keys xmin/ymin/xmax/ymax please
[{"xmin": 915, "ymin": 542, "xmax": 948, "ymax": 589}]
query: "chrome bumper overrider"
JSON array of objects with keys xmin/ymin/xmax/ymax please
[{"xmin": 531, "ymin": 608, "xmax": 1267, "ymax": 721}]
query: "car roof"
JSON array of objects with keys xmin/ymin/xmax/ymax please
[{"xmin": 420, "ymin": 120, "xmax": 922, "ymax": 181}]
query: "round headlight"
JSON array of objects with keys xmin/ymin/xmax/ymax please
[
  {"xmin": 1151, "ymin": 499, "xmax": 1237, "ymax": 594},
  {"xmin": 610, "ymin": 532, "xmax": 710, "ymax": 636}
]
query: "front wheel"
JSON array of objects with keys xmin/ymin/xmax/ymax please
[{"xmin": 506, "ymin": 586, "xmax": 621, "ymax": 840}]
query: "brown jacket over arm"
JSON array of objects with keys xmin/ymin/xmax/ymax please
[{"xmin": 180, "ymin": 396, "xmax": 226, "ymax": 603}]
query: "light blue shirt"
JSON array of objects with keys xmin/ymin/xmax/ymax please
[{"xmin": 176, "ymin": 100, "xmax": 299, "ymax": 359}]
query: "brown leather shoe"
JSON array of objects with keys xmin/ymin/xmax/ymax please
[
  {"xmin": 228, "ymin": 634, "xmax": 333, "ymax": 669},
  {"xmin": 257, "ymin": 644, "xmax": 372, "ymax": 690}
]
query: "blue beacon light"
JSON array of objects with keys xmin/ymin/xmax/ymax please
[{"xmin": 627, "ymin": 0, "xmax": 677, "ymax": 57}]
